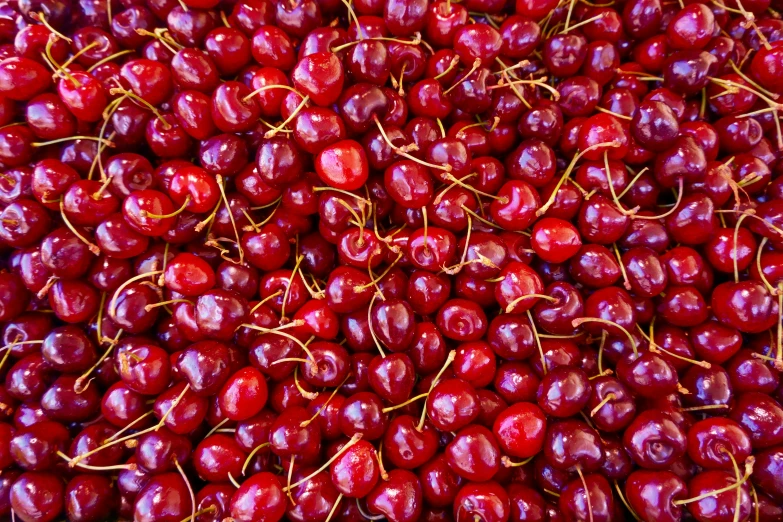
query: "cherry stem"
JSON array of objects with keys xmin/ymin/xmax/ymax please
[
  {"xmin": 444, "ymin": 58, "xmax": 482, "ymax": 95},
  {"xmin": 56, "ymin": 41, "xmax": 100, "ymax": 78},
  {"xmin": 0, "ymin": 340, "xmax": 42, "ymax": 352},
  {"xmin": 325, "ymin": 494, "xmax": 343, "ymax": 522},
  {"xmin": 294, "ymin": 365, "xmax": 319, "ymax": 400},
  {"xmin": 523, "ymin": 309, "xmax": 549, "ymax": 376},
  {"xmin": 614, "ymin": 480, "xmax": 643, "ymax": 522},
  {"xmin": 249, "ymin": 289, "xmax": 283, "ymax": 314},
  {"xmin": 681, "ymin": 404, "xmax": 730, "ymax": 412},
  {"xmin": 355, "ymin": 251, "xmax": 403, "ymax": 292},
  {"xmin": 69, "ymin": 384, "xmax": 190, "ymax": 466},
  {"xmin": 271, "ymin": 357, "xmax": 311, "ymax": 365},
  {"xmin": 444, "ymin": 172, "xmax": 504, "ymax": 204},
  {"xmin": 433, "ymin": 55, "xmax": 460, "ymax": 80},
  {"xmin": 572, "ymin": 317, "xmax": 638, "ymax": 356},
  {"xmin": 284, "ymin": 434, "xmax": 363, "ymax": 492},
  {"xmin": 634, "ymin": 177, "xmax": 684, "ymax": 220},
  {"xmin": 457, "ymin": 117, "xmax": 500, "ymax": 138},
  {"xmin": 490, "ymin": 74, "xmax": 560, "ymax": 100},
  {"xmin": 109, "ymin": 86, "xmax": 171, "ymax": 128},
  {"xmin": 355, "ymin": 500, "xmax": 384, "ymax": 521},
  {"xmin": 538, "ymin": 141, "xmax": 621, "ymax": 216},
  {"xmin": 573, "ymin": 466, "xmax": 594, "ymax": 522},
  {"xmin": 34, "ymin": 135, "xmax": 114, "ymax": 148},
  {"xmin": 265, "ymin": 95, "xmax": 310, "ymax": 139},
  {"xmin": 595, "ymin": 106, "xmax": 632, "ymax": 120},
  {"xmin": 367, "ymin": 292, "xmax": 387, "ymax": 358},
  {"xmin": 331, "ymin": 32, "xmax": 421, "ymax": 53},
  {"xmin": 57, "ymin": 451, "xmax": 135, "ymax": 471},
  {"xmin": 505, "ymin": 294, "xmax": 557, "ymax": 314},
  {"xmin": 372, "ymin": 116, "xmax": 452, "ymax": 172},
  {"xmin": 461, "ymin": 204, "xmax": 502, "ymax": 230},
  {"xmin": 313, "ymin": 186, "xmax": 371, "ymax": 205},
  {"xmin": 286, "ymin": 455, "xmax": 296, "ymax": 504},
  {"xmin": 673, "ymin": 456, "xmax": 755, "ymax": 506},
  {"xmin": 241, "ymin": 81, "xmax": 300, "ymax": 101},
  {"xmin": 733, "ymin": 212, "xmax": 751, "ymax": 283},
  {"xmin": 341, "ymin": 0, "xmax": 364, "ymax": 39},
  {"xmin": 241, "ymin": 442, "xmax": 270, "ymax": 475},
  {"xmin": 442, "ymin": 215, "xmax": 478, "ymax": 276},
  {"xmin": 34, "ymin": 12, "xmax": 71, "ymax": 42},
  {"xmin": 87, "ymin": 49, "xmax": 134, "ymax": 72},
  {"xmin": 177, "ymin": 505, "xmax": 216, "ymax": 522},
  {"xmin": 239, "ymin": 322, "xmax": 315, "ymax": 364},
  {"xmin": 109, "ymin": 270, "xmax": 163, "ymax": 319},
  {"xmin": 417, "ymin": 350, "xmax": 456, "ymax": 430},
  {"xmin": 382, "ymin": 392, "xmax": 429, "ymax": 413},
  {"xmin": 92, "ymin": 175, "xmax": 114, "ymax": 200},
  {"xmin": 172, "ymin": 458, "xmax": 196, "ymax": 522},
  {"xmin": 562, "ymin": 12, "xmax": 605, "ymax": 34},
  {"xmin": 135, "ymin": 28, "xmax": 181, "ymax": 54},
  {"xmin": 140, "ymin": 196, "xmax": 190, "ymax": 220},
  {"xmin": 204, "ymin": 418, "xmax": 229, "ymax": 439},
  {"xmin": 280, "ymin": 255, "xmax": 305, "ymax": 320},
  {"xmin": 59, "ymin": 199, "xmax": 101, "ymax": 255},
  {"xmin": 74, "ymin": 330, "xmax": 122, "ymax": 394},
  {"xmin": 376, "ymin": 441, "xmax": 389, "ymax": 481},
  {"xmin": 612, "ymin": 243, "xmax": 632, "ymax": 291},
  {"xmin": 501, "ymin": 455, "xmax": 535, "ymax": 468},
  {"xmin": 103, "ymin": 410, "xmax": 154, "ymax": 443},
  {"xmin": 589, "ymin": 393, "xmax": 616, "ymax": 417},
  {"xmin": 302, "ymin": 373, "xmax": 352, "ymax": 427}
]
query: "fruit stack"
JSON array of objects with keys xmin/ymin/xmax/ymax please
[{"xmin": 0, "ymin": 0, "xmax": 782, "ymax": 520}]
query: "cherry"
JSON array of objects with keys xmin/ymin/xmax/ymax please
[
  {"xmin": 530, "ymin": 217, "xmax": 582, "ymax": 263},
  {"xmin": 330, "ymin": 438, "xmax": 380, "ymax": 497},
  {"xmin": 453, "ymin": 481, "xmax": 510, "ymax": 522},
  {"xmin": 492, "ymin": 402, "xmax": 547, "ymax": 459},
  {"xmin": 537, "ymin": 366, "xmax": 591, "ymax": 418},
  {"xmin": 9, "ymin": 421, "xmax": 69, "ymax": 471},
  {"xmin": 426, "ymin": 378, "xmax": 480, "ymax": 432},
  {"xmin": 623, "ymin": 409, "xmax": 687, "ymax": 470},
  {"xmin": 729, "ymin": 392, "xmax": 783, "ymax": 449},
  {"xmin": 544, "ymin": 419, "xmax": 605, "ymax": 472},
  {"xmin": 418, "ymin": 453, "xmax": 464, "ymax": 508},
  {"xmin": 10, "ymin": 472, "xmax": 64, "ymax": 522},
  {"xmin": 711, "ymin": 280, "xmax": 778, "ymax": 334},
  {"xmin": 686, "ymin": 417, "xmax": 752, "ymax": 470},
  {"xmin": 559, "ymin": 472, "xmax": 614, "ymax": 522},
  {"xmin": 625, "ymin": 470, "xmax": 687, "ymax": 522},
  {"xmin": 0, "ymin": 57, "xmax": 52, "ymax": 101},
  {"xmin": 445, "ymin": 424, "xmax": 500, "ymax": 481},
  {"xmin": 754, "ymin": 446, "xmax": 783, "ymax": 503},
  {"xmin": 366, "ymin": 468, "xmax": 423, "ymax": 522},
  {"xmin": 685, "ymin": 470, "xmax": 752, "ymax": 522}
]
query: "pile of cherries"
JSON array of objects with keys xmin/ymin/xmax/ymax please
[{"xmin": 1, "ymin": 0, "xmax": 783, "ymax": 519}]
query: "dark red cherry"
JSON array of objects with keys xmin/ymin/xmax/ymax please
[{"xmin": 10, "ymin": 472, "xmax": 64, "ymax": 522}]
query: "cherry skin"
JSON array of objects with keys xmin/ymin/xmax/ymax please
[
  {"xmin": 492, "ymin": 402, "xmax": 547, "ymax": 458},
  {"xmin": 625, "ymin": 470, "xmax": 687, "ymax": 522},
  {"xmin": 366, "ymin": 469, "xmax": 423, "ymax": 522},
  {"xmin": 686, "ymin": 417, "xmax": 752, "ymax": 470},
  {"xmin": 623, "ymin": 409, "xmax": 687, "ymax": 470},
  {"xmin": 453, "ymin": 481, "xmax": 510, "ymax": 522},
  {"xmin": 315, "ymin": 139, "xmax": 369, "ymax": 190},
  {"xmin": 425, "ymin": 378, "xmax": 480, "ymax": 432},
  {"xmin": 383, "ymin": 415, "xmax": 439, "ymax": 469},
  {"xmin": 229, "ymin": 472, "xmax": 286, "ymax": 522},
  {"xmin": 330, "ymin": 439, "xmax": 380, "ymax": 498},
  {"xmin": 10, "ymin": 472, "xmax": 64, "ymax": 522}
]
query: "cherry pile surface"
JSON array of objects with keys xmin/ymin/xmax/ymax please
[{"xmin": 2, "ymin": 0, "xmax": 783, "ymax": 520}]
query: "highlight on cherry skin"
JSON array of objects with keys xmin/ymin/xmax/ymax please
[{"xmin": 0, "ymin": 0, "xmax": 782, "ymax": 521}]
